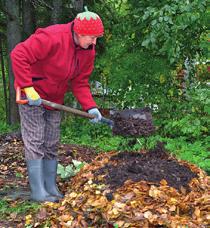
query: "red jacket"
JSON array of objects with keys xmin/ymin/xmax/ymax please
[{"xmin": 10, "ymin": 22, "xmax": 97, "ymax": 111}]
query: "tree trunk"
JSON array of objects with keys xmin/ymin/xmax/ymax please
[
  {"xmin": 5, "ymin": 0, "xmax": 21, "ymax": 124},
  {"xmin": 72, "ymin": 0, "xmax": 84, "ymax": 12},
  {"xmin": 22, "ymin": 0, "xmax": 36, "ymax": 38},
  {"xmin": 51, "ymin": 0, "xmax": 62, "ymax": 24},
  {"xmin": 0, "ymin": 36, "xmax": 9, "ymax": 123}
]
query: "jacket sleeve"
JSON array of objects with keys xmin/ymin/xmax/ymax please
[
  {"xmin": 10, "ymin": 29, "xmax": 53, "ymax": 89},
  {"xmin": 69, "ymin": 50, "xmax": 97, "ymax": 111}
]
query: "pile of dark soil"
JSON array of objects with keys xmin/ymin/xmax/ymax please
[
  {"xmin": 111, "ymin": 108, "xmax": 155, "ymax": 137},
  {"xmin": 94, "ymin": 143, "xmax": 198, "ymax": 193}
]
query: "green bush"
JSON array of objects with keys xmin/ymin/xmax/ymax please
[{"xmin": 61, "ymin": 116, "xmax": 122, "ymax": 152}]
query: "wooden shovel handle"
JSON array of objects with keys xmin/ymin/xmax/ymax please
[
  {"xmin": 16, "ymin": 87, "xmax": 28, "ymax": 104},
  {"xmin": 16, "ymin": 87, "xmax": 113, "ymax": 126}
]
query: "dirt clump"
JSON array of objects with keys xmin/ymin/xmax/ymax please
[{"xmin": 111, "ymin": 108, "xmax": 155, "ymax": 137}]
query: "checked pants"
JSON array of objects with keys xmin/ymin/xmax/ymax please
[{"xmin": 19, "ymin": 104, "xmax": 61, "ymax": 160}]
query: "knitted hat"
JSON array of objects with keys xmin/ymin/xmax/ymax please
[{"xmin": 73, "ymin": 6, "xmax": 104, "ymax": 36}]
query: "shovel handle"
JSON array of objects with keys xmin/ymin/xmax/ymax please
[
  {"xmin": 16, "ymin": 87, "xmax": 113, "ymax": 127},
  {"xmin": 16, "ymin": 87, "xmax": 28, "ymax": 104}
]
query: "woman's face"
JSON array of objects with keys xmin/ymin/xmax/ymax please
[{"xmin": 74, "ymin": 33, "xmax": 98, "ymax": 49}]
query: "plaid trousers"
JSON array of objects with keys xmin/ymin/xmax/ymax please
[{"xmin": 19, "ymin": 104, "xmax": 61, "ymax": 160}]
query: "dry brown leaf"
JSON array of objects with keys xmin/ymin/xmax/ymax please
[
  {"xmin": 58, "ymin": 206, "xmax": 66, "ymax": 211},
  {"xmin": 156, "ymin": 207, "xmax": 168, "ymax": 214},
  {"xmin": 133, "ymin": 212, "xmax": 144, "ymax": 221},
  {"xmin": 36, "ymin": 208, "xmax": 47, "ymax": 220},
  {"xmin": 149, "ymin": 186, "xmax": 162, "ymax": 199},
  {"xmin": 113, "ymin": 202, "xmax": 126, "ymax": 209},
  {"xmin": 10, "ymin": 212, "xmax": 17, "ymax": 219},
  {"xmin": 115, "ymin": 220, "xmax": 125, "ymax": 226},
  {"xmin": 193, "ymin": 207, "xmax": 201, "ymax": 218},
  {"xmin": 121, "ymin": 191, "xmax": 135, "ymax": 202},
  {"xmin": 68, "ymin": 192, "xmax": 78, "ymax": 198},
  {"xmin": 58, "ymin": 214, "xmax": 73, "ymax": 222},
  {"xmin": 112, "ymin": 208, "xmax": 120, "ymax": 215},
  {"xmin": 87, "ymin": 196, "xmax": 108, "ymax": 207},
  {"xmin": 143, "ymin": 210, "xmax": 153, "ymax": 219},
  {"xmin": 160, "ymin": 179, "xmax": 168, "ymax": 186},
  {"xmin": 169, "ymin": 205, "xmax": 176, "ymax": 212}
]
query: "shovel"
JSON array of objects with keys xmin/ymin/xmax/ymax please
[{"xmin": 16, "ymin": 87, "xmax": 114, "ymax": 127}]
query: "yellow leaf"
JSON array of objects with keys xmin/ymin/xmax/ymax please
[
  {"xmin": 112, "ymin": 208, "xmax": 120, "ymax": 215},
  {"xmin": 95, "ymin": 190, "xmax": 101, "ymax": 195},
  {"xmin": 167, "ymin": 197, "xmax": 178, "ymax": 205},
  {"xmin": 193, "ymin": 207, "xmax": 201, "ymax": 218},
  {"xmin": 71, "ymin": 200, "xmax": 77, "ymax": 207},
  {"xmin": 44, "ymin": 202, "xmax": 59, "ymax": 208},
  {"xmin": 130, "ymin": 200, "xmax": 138, "ymax": 207},
  {"xmin": 25, "ymin": 214, "xmax": 32, "ymax": 225},
  {"xmin": 149, "ymin": 186, "xmax": 161, "ymax": 198},
  {"xmin": 160, "ymin": 179, "xmax": 168, "ymax": 186},
  {"xmin": 88, "ymin": 196, "xmax": 107, "ymax": 207},
  {"xmin": 69, "ymin": 192, "xmax": 78, "ymax": 198}
]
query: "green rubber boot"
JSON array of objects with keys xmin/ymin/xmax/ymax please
[
  {"xmin": 43, "ymin": 159, "xmax": 64, "ymax": 199},
  {"xmin": 26, "ymin": 160, "xmax": 59, "ymax": 202}
]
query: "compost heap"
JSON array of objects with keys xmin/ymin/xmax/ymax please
[
  {"xmin": 29, "ymin": 109, "xmax": 209, "ymax": 227},
  {"xmin": 33, "ymin": 145, "xmax": 209, "ymax": 227}
]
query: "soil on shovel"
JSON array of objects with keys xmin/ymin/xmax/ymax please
[
  {"xmin": 94, "ymin": 142, "xmax": 198, "ymax": 193},
  {"xmin": 111, "ymin": 108, "xmax": 155, "ymax": 137}
]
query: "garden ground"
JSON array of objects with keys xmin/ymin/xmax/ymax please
[{"xmin": 0, "ymin": 132, "xmax": 209, "ymax": 227}]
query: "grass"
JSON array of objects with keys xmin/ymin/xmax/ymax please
[
  {"xmin": 0, "ymin": 121, "xmax": 19, "ymax": 135},
  {"xmin": 0, "ymin": 199, "xmax": 40, "ymax": 220}
]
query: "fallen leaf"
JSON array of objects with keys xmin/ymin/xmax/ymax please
[
  {"xmin": 25, "ymin": 214, "xmax": 32, "ymax": 225},
  {"xmin": 160, "ymin": 179, "xmax": 168, "ymax": 186},
  {"xmin": 143, "ymin": 210, "xmax": 153, "ymax": 219},
  {"xmin": 58, "ymin": 206, "xmax": 66, "ymax": 211},
  {"xmin": 149, "ymin": 186, "xmax": 162, "ymax": 199},
  {"xmin": 121, "ymin": 192, "xmax": 135, "ymax": 202},
  {"xmin": 193, "ymin": 207, "xmax": 201, "ymax": 218},
  {"xmin": 169, "ymin": 205, "xmax": 176, "ymax": 212},
  {"xmin": 36, "ymin": 208, "xmax": 47, "ymax": 220},
  {"xmin": 58, "ymin": 214, "xmax": 73, "ymax": 222},
  {"xmin": 10, "ymin": 212, "xmax": 17, "ymax": 219},
  {"xmin": 115, "ymin": 220, "xmax": 125, "ymax": 226}
]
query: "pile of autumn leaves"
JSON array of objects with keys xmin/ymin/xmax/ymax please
[{"xmin": 27, "ymin": 152, "xmax": 209, "ymax": 227}]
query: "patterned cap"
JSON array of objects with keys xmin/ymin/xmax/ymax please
[{"xmin": 73, "ymin": 6, "xmax": 104, "ymax": 36}]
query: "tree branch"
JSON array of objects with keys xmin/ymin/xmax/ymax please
[{"xmin": 30, "ymin": 0, "xmax": 53, "ymax": 10}]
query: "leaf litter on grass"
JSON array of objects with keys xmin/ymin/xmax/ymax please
[{"xmin": 0, "ymin": 133, "xmax": 97, "ymax": 227}]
